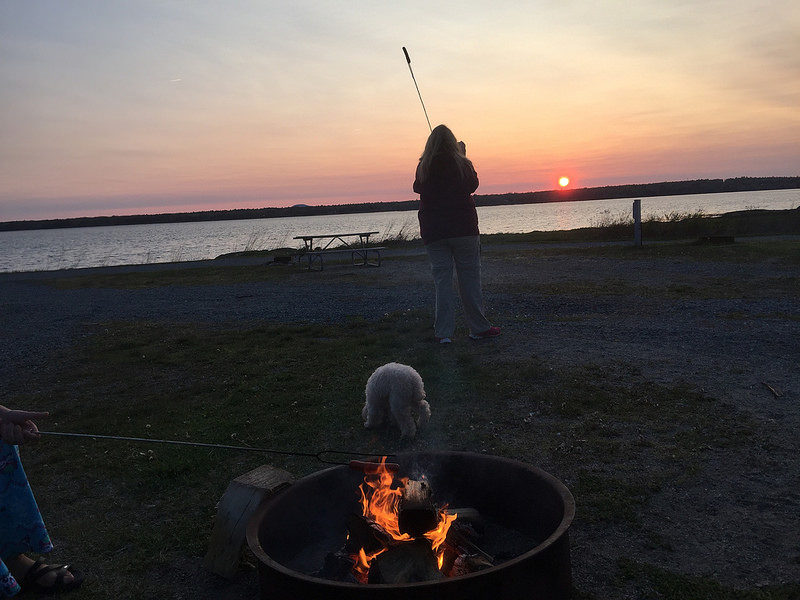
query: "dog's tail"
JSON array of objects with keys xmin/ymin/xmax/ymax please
[{"xmin": 418, "ymin": 400, "xmax": 431, "ymax": 428}]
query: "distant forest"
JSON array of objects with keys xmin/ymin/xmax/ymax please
[{"xmin": 2, "ymin": 176, "xmax": 798, "ymax": 232}]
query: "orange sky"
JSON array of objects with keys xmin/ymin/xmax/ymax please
[{"xmin": 1, "ymin": 1, "xmax": 798, "ymax": 221}]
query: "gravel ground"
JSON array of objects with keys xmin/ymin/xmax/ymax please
[
  {"xmin": 1, "ymin": 240, "xmax": 798, "ymax": 598},
  {"xmin": 0, "ymin": 253, "xmax": 430, "ymax": 387},
  {"xmin": 481, "ymin": 246, "xmax": 800, "ymax": 596}
]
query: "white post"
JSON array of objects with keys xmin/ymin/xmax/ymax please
[{"xmin": 633, "ymin": 199, "xmax": 642, "ymax": 247}]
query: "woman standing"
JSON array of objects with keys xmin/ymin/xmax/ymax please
[{"xmin": 413, "ymin": 124, "xmax": 500, "ymax": 343}]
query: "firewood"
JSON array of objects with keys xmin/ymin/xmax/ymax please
[
  {"xmin": 446, "ymin": 521, "xmax": 494, "ymax": 564},
  {"xmin": 367, "ymin": 539, "xmax": 443, "ymax": 584},
  {"xmin": 344, "ymin": 513, "xmax": 393, "ymax": 555},
  {"xmin": 449, "ymin": 507, "xmax": 481, "ymax": 521},
  {"xmin": 319, "ymin": 551, "xmax": 358, "ymax": 582},
  {"xmin": 398, "ymin": 479, "xmax": 438, "ymax": 537},
  {"xmin": 448, "ymin": 553, "xmax": 494, "ymax": 577}
]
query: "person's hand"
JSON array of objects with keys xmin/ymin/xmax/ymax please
[
  {"xmin": 0, "ymin": 408, "xmax": 49, "ymax": 445},
  {"xmin": 458, "ymin": 141, "xmax": 466, "ymax": 155}
]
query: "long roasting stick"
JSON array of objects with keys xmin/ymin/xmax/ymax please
[
  {"xmin": 403, "ymin": 46, "xmax": 432, "ymax": 132},
  {"xmin": 39, "ymin": 430, "xmax": 394, "ymax": 466}
]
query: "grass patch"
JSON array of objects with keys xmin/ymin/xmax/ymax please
[
  {"xmin": 45, "ymin": 263, "xmax": 294, "ymax": 289},
  {"xmin": 44, "ymin": 253, "xmax": 423, "ymax": 290},
  {"xmin": 7, "ymin": 234, "xmax": 796, "ymax": 598},
  {"xmin": 485, "ymin": 237, "xmax": 800, "ymax": 264},
  {"xmin": 456, "ymin": 361, "xmax": 757, "ymax": 525},
  {"xmin": 11, "ymin": 312, "xmax": 766, "ymax": 598},
  {"xmin": 616, "ymin": 558, "xmax": 800, "ymax": 599},
  {"xmin": 44, "ymin": 238, "xmax": 800, "ymax": 293},
  {"xmin": 485, "ymin": 208, "xmax": 800, "ymax": 245}
]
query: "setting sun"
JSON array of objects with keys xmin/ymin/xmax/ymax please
[{"xmin": 559, "ymin": 177, "xmax": 570, "ymax": 188}]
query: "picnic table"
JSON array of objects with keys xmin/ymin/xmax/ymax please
[{"xmin": 293, "ymin": 231, "xmax": 384, "ymax": 271}]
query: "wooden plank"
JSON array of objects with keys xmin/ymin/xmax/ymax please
[
  {"xmin": 203, "ymin": 465, "xmax": 294, "ymax": 579},
  {"xmin": 293, "ymin": 231, "xmax": 379, "ymax": 240}
]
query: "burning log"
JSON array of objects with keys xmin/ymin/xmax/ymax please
[
  {"xmin": 449, "ymin": 507, "xmax": 481, "ymax": 521},
  {"xmin": 448, "ymin": 553, "xmax": 494, "ymax": 578},
  {"xmin": 398, "ymin": 479, "xmax": 439, "ymax": 537},
  {"xmin": 322, "ymin": 513, "xmax": 395, "ymax": 583},
  {"xmin": 446, "ymin": 524, "xmax": 495, "ymax": 565},
  {"xmin": 344, "ymin": 513, "xmax": 393, "ymax": 556},
  {"xmin": 336, "ymin": 457, "xmax": 460, "ymax": 584},
  {"xmin": 439, "ymin": 517, "xmax": 495, "ymax": 577},
  {"xmin": 367, "ymin": 539, "xmax": 443, "ymax": 584},
  {"xmin": 320, "ymin": 551, "xmax": 358, "ymax": 583}
]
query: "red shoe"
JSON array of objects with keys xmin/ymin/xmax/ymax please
[{"xmin": 469, "ymin": 326, "xmax": 501, "ymax": 340}]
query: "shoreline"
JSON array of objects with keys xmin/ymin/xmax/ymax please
[
  {"xmin": 2, "ymin": 231, "xmax": 798, "ymax": 279},
  {"xmin": 2, "ymin": 201, "xmax": 798, "ymax": 275}
]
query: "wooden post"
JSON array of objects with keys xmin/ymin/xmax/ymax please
[
  {"xmin": 633, "ymin": 199, "xmax": 642, "ymax": 247},
  {"xmin": 203, "ymin": 464, "xmax": 294, "ymax": 579}
]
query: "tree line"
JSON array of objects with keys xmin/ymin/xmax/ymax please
[{"xmin": 2, "ymin": 176, "xmax": 798, "ymax": 232}]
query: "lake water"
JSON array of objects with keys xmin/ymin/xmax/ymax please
[{"xmin": 1, "ymin": 189, "xmax": 798, "ymax": 273}]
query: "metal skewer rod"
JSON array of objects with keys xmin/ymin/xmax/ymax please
[
  {"xmin": 403, "ymin": 46, "xmax": 432, "ymax": 132},
  {"xmin": 39, "ymin": 431, "xmax": 391, "ymax": 465}
]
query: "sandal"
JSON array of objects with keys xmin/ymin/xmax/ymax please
[{"xmin": 20, "ymin": 558, "xmax": 84, "ymax": 595}]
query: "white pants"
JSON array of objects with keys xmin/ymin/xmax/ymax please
[{"xmin": 425, "ymin": 236, "xmax": 492, "ymax": 338}]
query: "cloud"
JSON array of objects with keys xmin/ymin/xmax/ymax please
[{"xmin": 1, "ymin": 1, "xmax": 798, "ymax": 221}]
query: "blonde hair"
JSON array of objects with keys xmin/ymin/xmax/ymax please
[{"xmin": 416, "ymin": 124, "xmax": 475, "ymax": 182}]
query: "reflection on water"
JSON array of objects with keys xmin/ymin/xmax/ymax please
[{"xmin": 1, "ymin": 189, "xmax": 797, "ymax": 273}]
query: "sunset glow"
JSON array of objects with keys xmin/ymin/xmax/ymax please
[
  {"xmin": 1, "ymin": 1, "xmax": 797, "ymax": 222},
  {"xmin": 559, "ymin": 177, "xmax": 570, "ymax": 188}
]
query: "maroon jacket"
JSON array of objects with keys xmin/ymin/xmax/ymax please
[{"xmin": 413, "ymin": 155, "xmax": 480, "ymax": 245}]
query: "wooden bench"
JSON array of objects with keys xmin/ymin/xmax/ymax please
[{"xmin": 293, "ymin": 231, "xmax": 384, "ymax": 271}]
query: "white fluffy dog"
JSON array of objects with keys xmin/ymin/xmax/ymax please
[{"xmin": 362, "ymin": 363, "xmax": 430, "ymax": 439}]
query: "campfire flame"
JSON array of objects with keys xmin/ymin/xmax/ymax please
[
  {"xmin": 428, "ymin": 508, "xmax": 457, "ymax": 568},
  {"xmin": 352, "ymin": 457, "xmax": 456, "ymax": 581}
]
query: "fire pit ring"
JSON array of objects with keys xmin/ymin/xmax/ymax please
[{"xmin": 246, "ymin": 451, "xmax": 574, "ymax": 599}]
